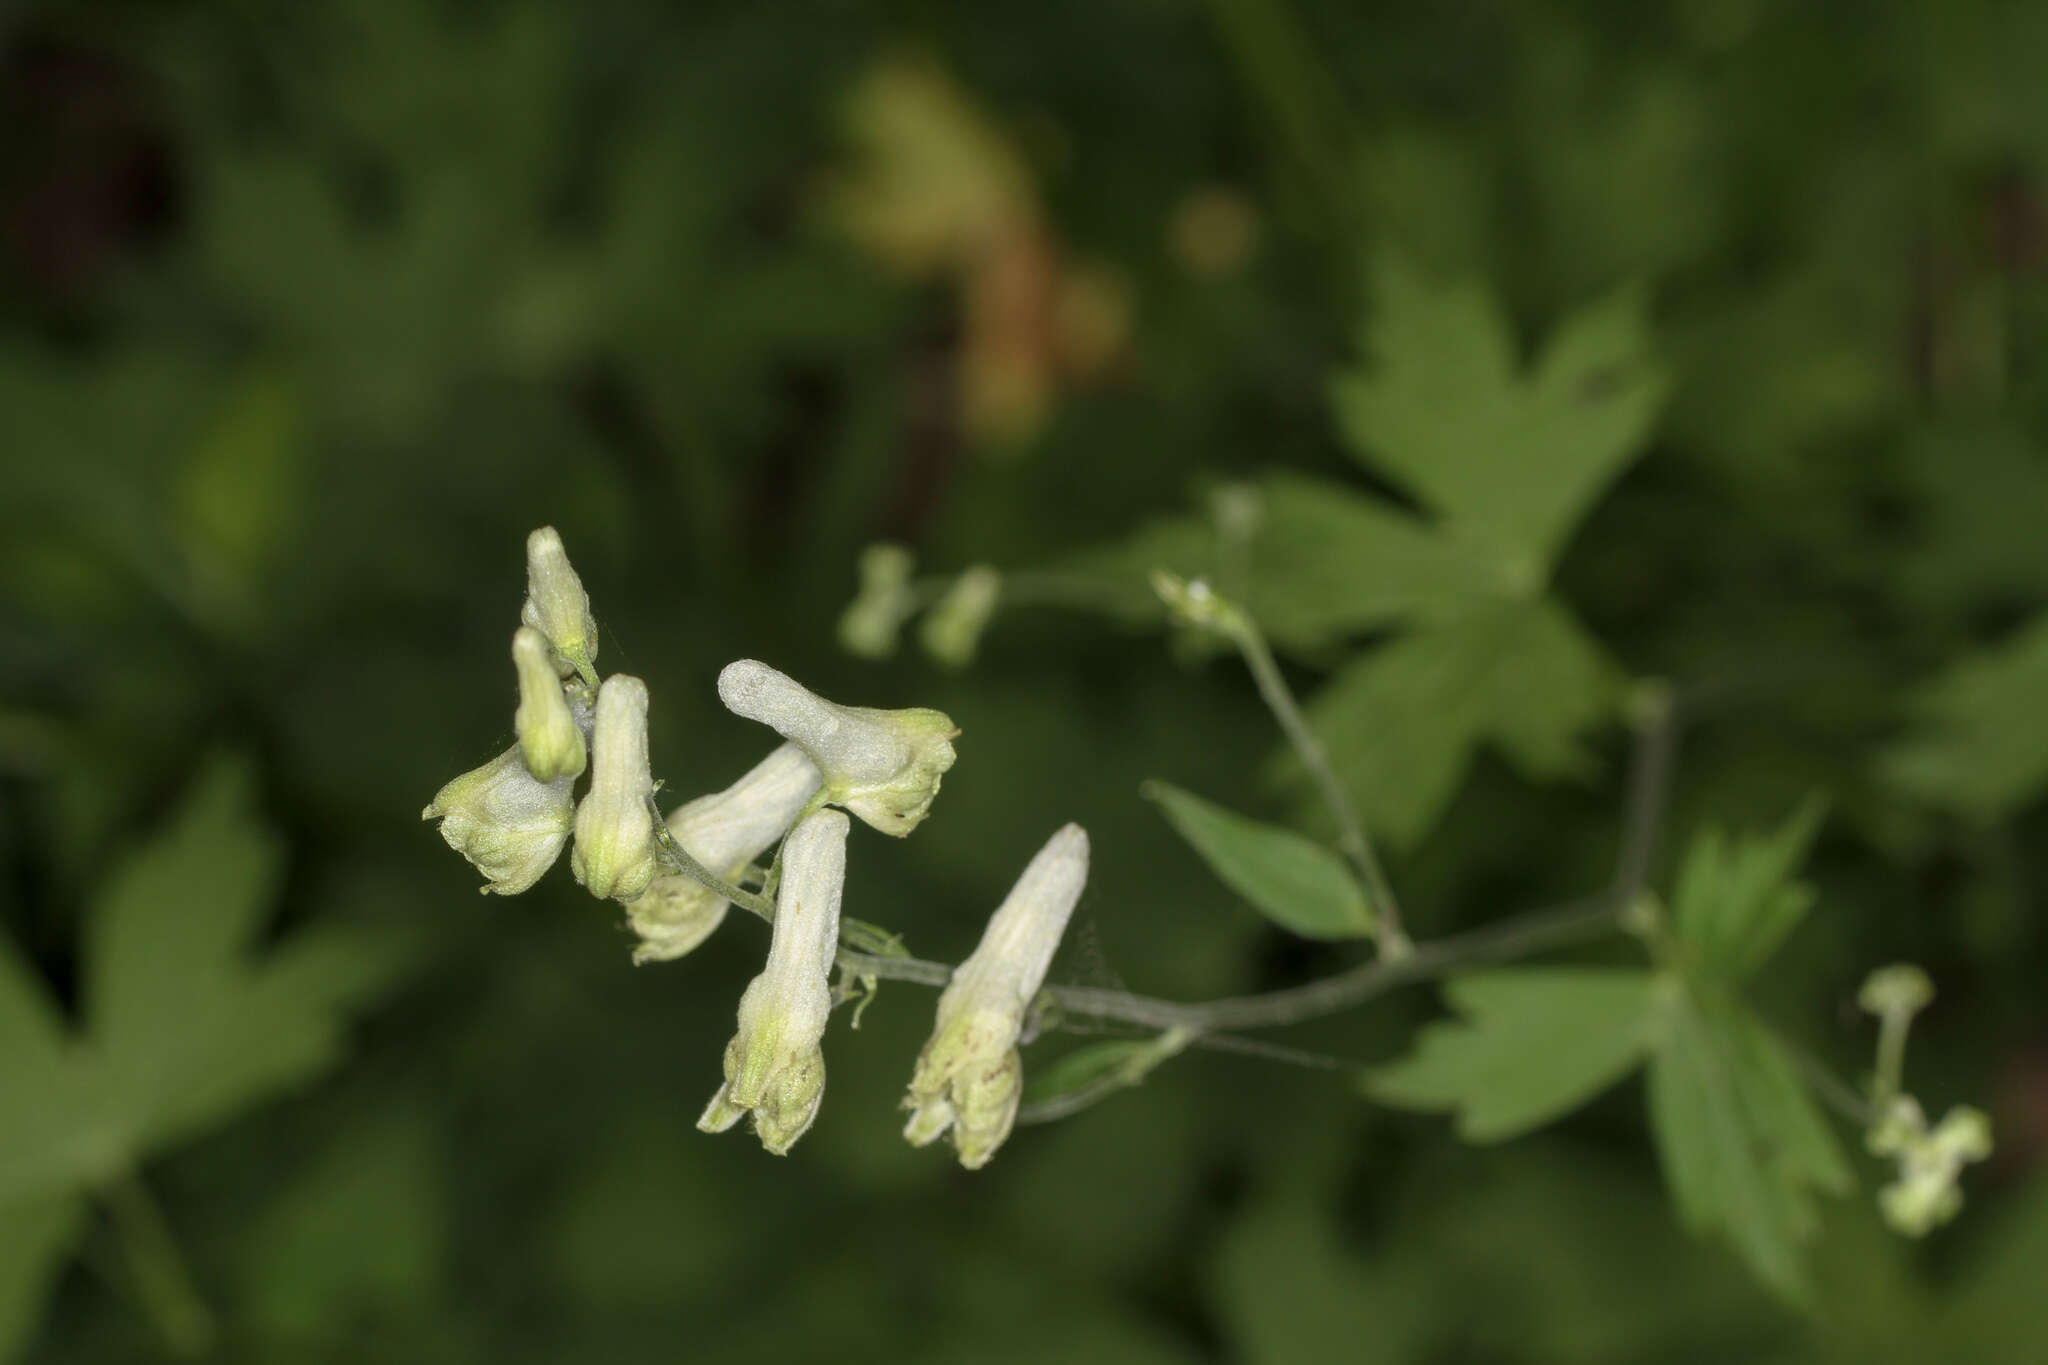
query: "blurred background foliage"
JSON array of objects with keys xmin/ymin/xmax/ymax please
[{"xmin": 2, "ymin": 0, "xmax": 2047, "ymax": 1360}]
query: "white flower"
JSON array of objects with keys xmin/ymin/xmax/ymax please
[
  {"xmin": 919, "ymin": 565, "xmax": 1001, "ymax": 669},
  {"xmin": 521, "ymin": 526, "xmax": 599, "ymax": 683},
  {"xmin": 571, "ymin": 675, "xmax": 658, "ymax": 903},
  {"xmin": 512, "ymin": 626, "xmax": 586, "ymax": 783},
  {"xmin": 422, "ymin": 745, "xmax": 574, "ymax": 895},
  {"xmin": 904, "ymin": 823, "xmax": 1088, "ymax": 1168},
  {"xmin": 699, "ymin": 809, "xmax": 848, "ymax": 1154},
  {"xmin": 628, "ymin": 743, "xmax": 823, "ymax": 964},
  {"xmin": 837, "ymin": 543, "xmax": 917, "ymax": 660},
  {"xmin": 717, "ymin": 659, "xmax": 957, "ymax": 836}
]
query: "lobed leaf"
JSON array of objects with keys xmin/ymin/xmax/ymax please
[
  {"xmin": 1670, "ymin": 796, "xmax": 1826, "ymax": 981},
  {"xmin": 1364, "ymin": 968, "xmax": 1659, "ymax": 1141},
  {"xmin": 1331, "ymin": 255, "xmax": 1668, "ymax": 575},
  {"xmin": 1290, "ymin": 598, "xmax": 1617, "ymax": 849},
  {"xmin": 1647, "ymin": 982, "xmax": 1849, "ymax": 1308},
  {"xmin": 1877, "ymin": 613, "xmax": 2048, "ymax": 820}
]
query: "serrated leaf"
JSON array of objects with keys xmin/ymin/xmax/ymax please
[
  {"xmin": 1241, "ymin": 474, "xmax": 1509, "ymax": 648},
  {"xmin": 1331, "ymin": 255, "xmax": 1668, "ymax": 573},
  {"xmin": 1878, "ymin": 614, "xmax": 2048, "ymax": 819},
  {"xmin": 1144, "ymin": 781, "xmax": 1374, "ymax": 940},
  {"xmin": 0, "ymin": 1193, "xmax": 84, "ymax": 1365},
  {"xmin": 1670, "ymin": 796, "xmax": 1827, "ymax": 981},
  {"xmin": 1290, "ymin": 598, "xmax": 1617, "ymax": 848},
  {"xmin": 1364, "ymin": 968, "xmax": 1657, "ymax": 1141},
  {"xmin": 1648, "ymin": 983, "xmax": 1848, "ymax": 1308}
]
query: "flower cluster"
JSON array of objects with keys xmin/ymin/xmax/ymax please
[{"xmin": 423, "ymin": 528, "xmax": 1087, "ymax": 1165}]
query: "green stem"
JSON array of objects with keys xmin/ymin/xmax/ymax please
[
  {"xmin": 647, "ymin": 797, "xmax": 777, "ymax": 921},
  {"xmin": 838, "ymin": 895, "xmax": 1617, "ymax": 1034},
  {"xmin": 101, "ymin": 1172, "xmax": 216, "ymax": 1359},
  {"xmin": 1225, "ymin": 611, "xmax": 1409, "ymax": 956}
]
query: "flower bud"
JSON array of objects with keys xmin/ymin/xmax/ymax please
[
  {"xmin": 904, "ymin": 822, "xmax": 1087, "ymax": 1168},
  {"xmin": 1872, "ymin": 1099, "xmax": 1993, "ymax": 1237},
  {"xmin": 837, "ymin": 543, "xmax": 917, "ymax": 660},
  {"xmin": 717, "ymin": 660, "xmax": 958, "ymax": 837},
  {"xmin": 513, "ymin": 626, "xmax": 586, "ymax": 782},
  {"xmin": 1858, "ymin": 964, "xmax": 1935, "ymax": 1020},
  {"xmin": 521, "ymin": 526, "xmax": 599, "ymax": 683},
  {"xmin": 571, "ymin": 675, "xmax": 659, "ymax": 903},
  {"xmin": 628, "ymin": 743, "xmax": 824, "ymax": 964},
  {"xmin": 919, "ymin": 565, "xmax": 1001, "ymax": 669},
  {"xmin": 423, "ymin": 745, "xmax": 574, "ymax": 894},
  {"xmin": 698, "ymin": 809, "xmax": 848, "ymax": 1154}
]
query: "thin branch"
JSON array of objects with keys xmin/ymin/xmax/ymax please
[
  {"xmin": 1611, "ymin": 680, "xmax": 1678, "ymax": 912},
  {"xmin": 838, "ymin": 896, "xmax": 1617, "ymax": 1034},
  {"xmin": 1226, "ymin": 614, "xmax": 1409, "ymax": 955},
  {"xmin": 648, "ymin": 795, "xmax": 777, "ymax": 921}
]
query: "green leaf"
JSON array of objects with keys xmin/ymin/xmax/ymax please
[
  {"xmin": 1364, "ymin": 968, "xmax": 1658, "ymax": 1141},
  {"xmin": 1878, "ymin": 614, "xmax": 2048, "ymax": 819},
  {"xmin": 1647, "ymin": 983, "xmax": 1849, "ymax": 1308},
  {"xmin": 1331, "ymin": 255, "xmax": 1669, "ymax": 574},
  {"xmin": 1022, "ymin": 1033, "xmax": 1192, "ymax": 1111},
  {"xmin": 1143, "ymin": 781, "xmax": 1375, "ymax": 940},
  {"xmin": 1291, "ymin": 599, "xmax": 1617, "ymax": 849},
  {"xmin": 0, "ymin": 1193, "xmax": 84, "ymax": 1365},
  {"xmin": 1670, "ymin": 796, "xmax": 1827, "ymax": 981},
  {"xmin": 0, "ymin": 756, "xmax": 416, "ymax": 1211},
  {"xmin": 1241, "ymin": 473, "xmax": 1506, "ymax": 649}
]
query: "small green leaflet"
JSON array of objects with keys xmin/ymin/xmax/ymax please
[
  {"xmin": 0, "ymin": 756, "xmax": 414, "ymax": 1359},
  {"xmin": 1020, "ymin": 1031, "xmax": 1193, "ymax": 1116},
  {"xmin": 1648, "ymin": 982, "xmax": 1852, "ymax": 1309},
  {"xmin": 1291, "ymin": 599, "xmax": 1617, "ymax": 849},
  {"xmin": 1877, "ymin": 613, "xmax": 2048, "ymax": 819},
  {"xmin": 1364, "ymin": 968, "xmax": 1659, "ymax": 1141},
  {"xmin": 1143, "ymin": 781, "xmax": 1375, "ymax": 940},
  {"xmin": 1670, "ymin": 795, "xmax": 1826, "ymax": 982},
  {"xmin": 1331, "ymin": 254, "xmax": 1670, "ymax": 574}
]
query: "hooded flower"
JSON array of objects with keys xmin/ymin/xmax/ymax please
[
  {"xmin": 716, "ymin": 659, "xmax": 957, "ymax": 836},
  {"xmin": 904, "ymin": 822, "xmax": 1087, "ymax": 1168},
  {"xmin": 628, "ymin": 743, "xmax": 824, "ymax": 964},
  {"xmin": 423, "ymin": 745, "xmax": 574, "ymax": 894},
  {"xmin": 699, "ymin": 809, "xmax": 848, "ymax": 1154},
  {"xmin": 571, "ymin": 674, "xmax": 659, "ymax": 903},
  {"xmin": 521, "ymin": 526, "xmax": 599, "ymax": 684},
  {"xmin": 513, "ymin": 625, "xmax": 586, "ymax": 783}
]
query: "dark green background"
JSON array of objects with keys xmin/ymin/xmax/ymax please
[{"xmin": 3, "ymin": 1, "xmax": 2046, "ymax": 1361}]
